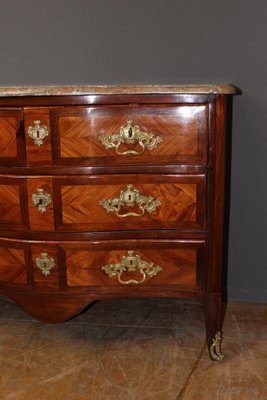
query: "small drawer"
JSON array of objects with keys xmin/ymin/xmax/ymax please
[
  {"xmin": 52, "ymin": 174, "xmax": 206, "ymax": 232},
  {"xmin": 24, "ymin": 104, "xmax": 208, "ymax": 166},
  {"xmin": 31, "ymin": 244, "xmax": 59, "ymax": 292},
  {"xmin": 59, "ymin": 239, "xmax": 206, "ymax": 293}
]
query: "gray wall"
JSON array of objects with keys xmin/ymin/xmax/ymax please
[{"xmin": 0, "ymin": 0, "xmax": 266, "ymax": 302}]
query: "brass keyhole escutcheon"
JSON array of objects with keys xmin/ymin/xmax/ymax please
[
  {"xmin": 28, "ymin": 120, "xmax": 49, "ymax": 146},
  {"xmin": 32, "ymin": 188, "xmax": 51, "ymax": 213},
  {"xmin": 35, "ymin": 252, "xmax": 55, "ymax": 276}
]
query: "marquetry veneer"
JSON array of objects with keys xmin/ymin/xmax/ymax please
[{"xmin": 0, "ymin": 84, "xmax": 237, "ymax": 361}]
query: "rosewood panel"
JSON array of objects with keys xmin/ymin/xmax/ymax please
[
  {"xmin": 0, "ymin": 240, "xmax": 30, "ymax": 288},
  {"xmin": 59, "ymin": 239, "xmax": 205, "ymax": 292},
  {"xmin": 0, "ymin": 108, "xmax": 24, "ymax": 166},
  {"xmin": 0, "ymin": 177, "xmax": 29, "ymax": 230},
  {"xmin": 53, "ymin": 174, "xmax": 206, "ymax": 232},
  {"xmin": 50, "ymin": 104, "xmax": 208, "ymax": 166}
]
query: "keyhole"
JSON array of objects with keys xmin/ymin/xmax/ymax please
[
  {"xmin": 128, "ymin": 128, "xmax": 133, "ymax": 138},
  {"xmin": 127, "ymin": 194, "xmax": 132, "ymax": 202}
]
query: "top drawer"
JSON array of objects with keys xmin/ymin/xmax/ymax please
[{"xmin": 24, "ymin": 105, "xmax": 208, "ymax": 166}]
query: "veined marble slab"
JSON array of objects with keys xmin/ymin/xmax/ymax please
[{"xmin": 0, "ymin": 84, "xmax": 238, "ymax": 96}]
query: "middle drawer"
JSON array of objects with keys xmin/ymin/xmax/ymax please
[{"xmin": 0, "ymin": 174, "xmax": 206, "ymax": 232}]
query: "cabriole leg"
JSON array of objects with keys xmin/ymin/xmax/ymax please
[{"xmin": 203, "ymin": 293, "xmax": 225, "ymax": 361}]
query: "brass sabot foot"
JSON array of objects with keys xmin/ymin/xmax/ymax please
[{"xmin": 209, "ymin": 331, "xmax": 225, "ymax": 361}]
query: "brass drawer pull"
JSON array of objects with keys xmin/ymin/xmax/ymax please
[
  {"xmin": 35, "ymin": 252, "xmax": 55, "ymax": 276},
  {"xmin": 32, "ymin": 188, "xmax": 51, "ymax": 213},
  {"xmin": 28, "ymin": 120, "xmax": 49, "ymax": 146},
  {"xmin": 99, "ymin": 184, "xmax": 160, "ymax": 218},
  {"xmin": 98, "ymin": 120, "xmax": 163, "ymax": 155},
  {"xmin": 101, "ymin": 250, "xmax": 162, "ymax": 285}
]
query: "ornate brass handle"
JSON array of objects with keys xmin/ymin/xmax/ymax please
[
  {"xmin": 28, "ymin": 120, "xmax": 49, "ymax": 146},
  {"xmin": 98, "ymin": 120, "xmax": 163, "ymax": 155},
  {"xmin": 99, "ymin": 184, "xmax": 160, "ymax": 218},
  {"xmin": 35, "ymin": 252, "xmax": 55, "ymax": 276},
  {"xmin": 101, "ymin": 250, "xmax": 162, "ymax": 285},
  {"xmin": 32, "ymin": 188, "xmax": 51, "ymax": 213}
]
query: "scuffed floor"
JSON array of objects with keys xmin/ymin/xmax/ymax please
[{"xmin": 0, "ymin": 296, "xmax": 266, "ymax": 399}]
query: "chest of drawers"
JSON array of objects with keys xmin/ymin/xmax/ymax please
[{"xmin": 0, "ymin": 84, "xmax": 237, "ymax": 360}]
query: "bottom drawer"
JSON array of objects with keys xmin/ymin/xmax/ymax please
[
  {"xmin": 59, "ymin": 240, "xmax": 206, "ymax": 293},
  {"xmin": 0, "ymin": 239, "xmax": 206, "ymax": 294}
]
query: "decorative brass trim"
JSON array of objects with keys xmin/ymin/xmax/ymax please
[
  {"xmin": 32, "ymin": 188, "xmax": 51, "ymax": 213},
  {"xmin": 101, "ymin": 250, "xmax": 162, "ymax": 285},
  {"xmin": 98, "ymin": 120, "xmax": 163, "ymax": 155},
  {"xmin": 28, "ymin": 120, "xmax": 49, "ymax": 146},
  {"xmin": 35, "ymin": 252, "xmax": 55, "ymax": 276},
  {"xmin": 99, "ymin": 184, "xmax": 161, "ymax": 218},
  {"xmin": 209, "ymin": 331, "xmax": 225, "ymax": 361}
]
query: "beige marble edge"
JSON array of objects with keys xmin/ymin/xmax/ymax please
[{"xmin": 0, "ymin": 84, "xmax": 238, "ymax": 96}]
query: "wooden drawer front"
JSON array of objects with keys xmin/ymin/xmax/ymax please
[
  {"xmin": 0, "ymin": 109, "xmax": 24, "ymax": 166},
  {"xmin": 61, "ymin": 240, "xmax": 205, "ymax": 292},
  {"xmin": 55, "ymin": 105, "xmax": 208, "ymax": 165},
  {"xmin": 24, "ymin": 104, "xmax": 208, "ymax": 165},
  {"xmin": 0, "ymin": 177, "xmax": 29, "ymax": 230},
  {"xmin": 0, "ymin": 240, "xmax": 30, "ymax": 288},
  {"xmin": 53, "ymin": 174, "xmax": 206, "ymax": 231}
]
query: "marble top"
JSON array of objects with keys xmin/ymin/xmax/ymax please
[{"xmin": 0, "ymin": 84, "xmax": 238, "ymax": 96}]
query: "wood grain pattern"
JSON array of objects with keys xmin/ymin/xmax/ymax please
[
  {"xmin": 54, "ymin": 174, "xmax": 206, "ymax": 232},
  {"xmin": 0, "ymin": 177, "xmax": 29, "ymax": 230},
  {"xmin": 51, "ymin": 105, "xmax": 208, "ymax": 165},
  {"xmin": 0, "ymin": 109, "xmax": 24, "ymax": 165},
  {"xmin": 0, "ymin": 244, "xmax": 28, "ymax": 285}
]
